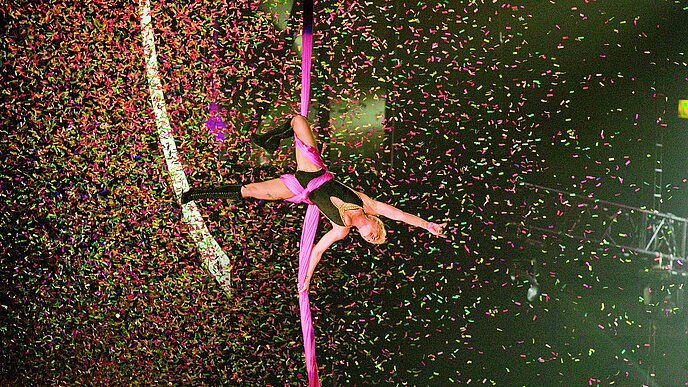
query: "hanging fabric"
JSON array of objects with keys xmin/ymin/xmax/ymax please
[
  {"xmin": 287, "ymin": 1, "xmax": 321, "ymax": 385},
  {"xmin": 280, "ymin": 137, "xmax": 328, "ymax": 387}
]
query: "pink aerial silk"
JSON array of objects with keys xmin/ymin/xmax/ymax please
[
  {"xmin": 279, "ymin": 1, "xmax": 323, "ymax": 385},
  {"xmin": 280, "ymin": 138, "xmax": 330, "ymax": 387}
]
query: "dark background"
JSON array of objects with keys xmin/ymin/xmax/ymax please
[{"xmin": 2, "ymin": 0, "xmax": 687, "ymax": 385}]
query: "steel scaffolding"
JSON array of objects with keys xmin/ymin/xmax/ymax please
[{"xmin": 512, "ymin": 182, "xmax": 688, "ymax": 274}]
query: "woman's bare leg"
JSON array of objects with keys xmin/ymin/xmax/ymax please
[
  {"xmin": 242, "ymin": 178, "xmax": 295, "ymax": 201},
  {"xmin": 291, "ymin": 115, "xmax": 323, "ymax": 172}
]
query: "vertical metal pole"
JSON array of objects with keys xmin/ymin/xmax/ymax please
[
  {"xmin": 640, "ymin": 212, "xmax": 648, "ymax": 251},
  {"xmin": 652, "ymin": 139, "xmax": 663, "ymax": 212},
  {"xmin": 679, "ymin": 221, "xmax": 688, "ymax": 259},
  {"xmin": 647, "ymin": 319, "xmax": 656, "ymax": 385},
  {"xmin": 652, "ymin": 83, "xmax": 666, "ymax": 213}
]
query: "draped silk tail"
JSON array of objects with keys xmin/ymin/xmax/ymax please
[
  {"xmin": 288, "ymin": 1, "xmax": 321, "ymax": 385},
  {"xmin": 280, "ymin": 135, "xmax": 329, "ymax": 387}
]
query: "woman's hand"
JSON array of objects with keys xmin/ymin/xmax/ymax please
[
  {"xmin": 298, "ymin": 276, "xmax": 311, "ymax": 294},
  {"xmin": 427, "ymin": 222, "xmax": 447, "ymax": 237}
]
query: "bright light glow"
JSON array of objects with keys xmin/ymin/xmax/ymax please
[{"xmin": 679, "ymin": 99, "xmax": 688, "ymax": 119}]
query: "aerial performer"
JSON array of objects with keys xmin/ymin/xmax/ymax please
[
  {"xmin": 183, "ymin": 2, "xmax": 443, "ymax": 385},
  {"xmin": 181, "ymin": 114, "xmax": 447, "ymax": 293}
]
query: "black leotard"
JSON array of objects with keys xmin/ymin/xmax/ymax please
[{"xmin": 295, "ymin": 169, "xmax": 363, "ymax": 227}]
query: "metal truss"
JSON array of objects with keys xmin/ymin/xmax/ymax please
[{"xmin": 512, "ymin": 182, "xmax": 688, "ymax": 274}]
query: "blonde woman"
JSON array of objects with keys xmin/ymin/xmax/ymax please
[{"xmin": 182, "ymin": 115, "xmax": 446, "ymax": 292}]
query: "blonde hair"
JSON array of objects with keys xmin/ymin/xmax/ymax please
[{"xmin": 362, "ymin": 215, "xmax": 387, "ymax": 245}]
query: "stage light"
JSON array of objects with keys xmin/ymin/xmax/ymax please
[
  {"xmin": 509, "ymin": 258, "xmax": 541, "ymax": 302},
  {"xmin": 679, "ymin": 99, "xmax": 688, "ymax": 119},
  {"xmin": 527, "ymin": 283, "xmax": 540, "ymax": 302},
  {"xmin": 329, "ymin": 90, "xmax": 386, "ymax": 160}
]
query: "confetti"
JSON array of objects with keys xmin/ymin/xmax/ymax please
[{"xmin": 2, "ymin": 0, "xmax": 687, "ymax": 385}]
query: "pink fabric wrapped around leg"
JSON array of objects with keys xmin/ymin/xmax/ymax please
[
  {"xmin": 287, "ymin": 1, "xmax": 322, "ymax": 383},
  {"xmin": 280, "ymin": 135, "xmax": 330, "ymax": 386}
]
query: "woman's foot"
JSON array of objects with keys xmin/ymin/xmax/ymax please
[
  {"xmin": 250, "ymin": 119, "xmax": 294, "ymax": 153},
  {"xmin": 250, "ymin": 132, "xmax": 282, "ymax": 153}
]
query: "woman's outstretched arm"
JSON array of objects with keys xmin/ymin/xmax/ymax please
[
  {"xmin": 358, "ymin": 192, "xmax": 447, "ymax": 237},
  {"xmin": 298, "ymin": 224, "xmax": 350, "ymax": 293}
]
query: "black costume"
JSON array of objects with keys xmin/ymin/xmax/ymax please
[{"xmin": 295, "ymin": 169, "xmax": 364, "ymax": 227}]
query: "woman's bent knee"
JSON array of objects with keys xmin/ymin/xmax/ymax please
[{"xmin": 291, "ymin": 115, "xmax": 307, "ymax": 128}]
